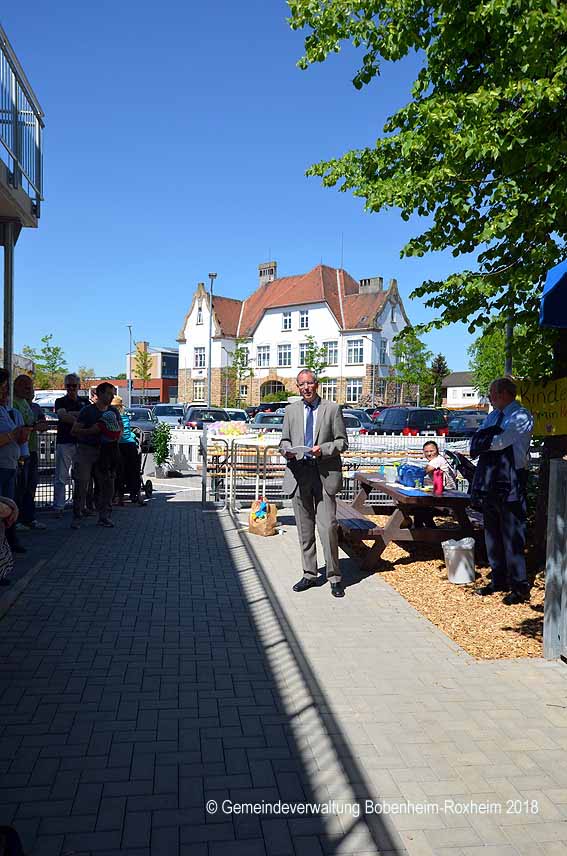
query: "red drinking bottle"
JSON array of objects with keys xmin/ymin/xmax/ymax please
[{"xmin": 433, "ymin": 468, "xmax": 444, "ymax": 495}]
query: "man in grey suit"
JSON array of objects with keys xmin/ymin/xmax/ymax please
[{"xmin": 280, "ymin": 370, "xmax": 348, "ymax": 598}]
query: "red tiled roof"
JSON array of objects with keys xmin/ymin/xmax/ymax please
[
  {"xmin": 342, "ymin": 291, "xmax": 388, "ymax": 329},
  {"xmin": 212, "ymin": 296, "xmax": 242, "ymax": 337},
  {"xmin": 236, "ymin": 264, "xmax": 388, "ymax": 335}
]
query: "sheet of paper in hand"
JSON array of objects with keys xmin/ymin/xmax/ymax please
[{"xmin": 287, "ymin": 446, "xmax": 312, "ymax": 460}]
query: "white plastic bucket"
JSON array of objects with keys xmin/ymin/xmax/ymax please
[{"xmin": 442, "ymin": 537, "xmax": 476, "ymax": 584}]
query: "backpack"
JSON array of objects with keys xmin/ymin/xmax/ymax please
[{"xmin": 397, "ymin": 463, "xmax": 427, "ymax": 487}]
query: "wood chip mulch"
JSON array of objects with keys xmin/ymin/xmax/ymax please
[{"xmin": 353, "ymin": 515, "xmax": 545, "ymax": 660}]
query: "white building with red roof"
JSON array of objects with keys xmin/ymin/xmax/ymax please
[{"xmin": 177, "ymin": 261, "xmax": 410, "ymax": 407}]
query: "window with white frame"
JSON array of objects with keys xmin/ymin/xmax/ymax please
[
  {"xmin": 347, "ymin": 338, "xmax": 364, "ymax": 365},
  {"xmin": 194, "ymin": 347, "xmax": 206, "ymax": 368},
  {"xmin": 346, "ymin": 378, "xmax": 363, "ymax": 404},
  {"xmin": 319, "ymin": 379, "xmax": 337, "ymax": 401},
  {"xmin": 256, "ymin": 345, "xmax": 270, "ymax": 368},
  {"xmin": 377, "ymin": 378, "xmax": 387, "ymax": 397},
  {"xmin": 451, "ymin": 389, "xmax": 458, "ymax": 399},
  {"xmin": 323, "ymin": 340, "xmax": 338, "ymax": 366},
  {"xmin": 379, "ymin": 340, "xmax": 388, "ymax": 364},
  {"xmin": 282, "ymin": 312, "xmax": 292, "ymax": 331},
  {"xmin": 240, "ymin": 346, "xmax": 249, "ymax": 366},
  {"xmin": 299, "ymin": 310, "xmax": 309, "ymax": 329},
  {"xmin": 196, "ymin": 305, "xmax": 203, "ymax": 325},
  {"xmin": 239, "ymin": 384, "xmax": 248, "ymax": 398},
  {"xmin": 391, "ymin": 304, "xmax": 396, "ymax": 323},
  {"xmin": 278, "ymin": 344, "xmax": 292, "ymax": 367},
  {"xmin": 193, "ymin": 380, "xmax": 205, "ymax": 402},
  {"xmin": 299, "ymin": 342, "xmax": 309, "ymax": 366}
]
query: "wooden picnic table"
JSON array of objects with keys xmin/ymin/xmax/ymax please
[{"xmin": 337, "ymin": 471, "xmax": 479, "ymax": 571}]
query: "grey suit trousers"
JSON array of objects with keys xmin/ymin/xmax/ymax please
[{"xmin": 292, "ymin": 464, "xmax": 340, "ymax": 583}]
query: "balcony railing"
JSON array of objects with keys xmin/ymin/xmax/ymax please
[{"xmin": 0, "ymin": 25, "xmax": 43, "ymax": 216}]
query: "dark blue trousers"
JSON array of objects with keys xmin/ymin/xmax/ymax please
[{"xmin": 482, "ymin": 495, "xmax": 528, "ymax": 590}]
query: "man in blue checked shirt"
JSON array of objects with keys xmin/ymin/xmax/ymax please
[{"xmin": 474, "ymin": 377, "xmax": 534, "ymax": 604}]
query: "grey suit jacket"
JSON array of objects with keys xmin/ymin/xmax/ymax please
[{"xmin": 279, "ymin": 399, "xmax": 348, "ymax": 497}]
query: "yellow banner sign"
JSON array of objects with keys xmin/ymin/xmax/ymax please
[{"xmin": 517, "ymin": 377, "xmax": 567, "ymax": 436}]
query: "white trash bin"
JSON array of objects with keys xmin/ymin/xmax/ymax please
[{"xmin": 442, "ymin": 537, "xmax": 476, "ymax": 584}]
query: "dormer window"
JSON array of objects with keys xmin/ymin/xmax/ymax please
[{"xmin": 196, "ymin": 305, "xmax": 203, "ymax": 325}]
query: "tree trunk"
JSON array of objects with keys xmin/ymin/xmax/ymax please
[{"xmin": 533, "ymin": 329, "xmax": 567, "ymax": 562}]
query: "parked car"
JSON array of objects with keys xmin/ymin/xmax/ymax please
[
  {"xmin": 183, "ymin": 406, "xmax": 230, "ymax": 429},
  {"xmin": 152, "ymin": 404, "xmax": 186, "ymax": 426},
  {"xmin": 447, "ymin": 412, "xmax": 486, "ymax": 438},
  {"xmin": 249, "ymin": 413, "xmax": 284, "ymax": 432},
  {"xmin": 225, "ymin": 408, "xmax": 249, "ymax": 422},
  {"xmin": 371, "ymin": 407, "xmax": 386, "ymax": 421},
  {"xmin": 343, "ymin": 414, "xmax": 366, "ymax": 435},
  {"xmin": 373, "ymin": 406, "xmax": 449, "ymax": 436},
  {"xmin": 124, "ymin": 407, "xmax": 158, "ymax": 450},
  {"xmin": 342, "ymin": 409, "xmax": 380, "ymax": 435},
  {"xmin": 258, "ymin": 401, "xmax": 290, "ymax": 413}
]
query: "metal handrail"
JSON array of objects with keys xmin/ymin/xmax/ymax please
[{"xmin": 0, "ymin": 24, "xmax": 44, "ymax": 212}]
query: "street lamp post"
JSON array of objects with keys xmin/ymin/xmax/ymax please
[
  {"xmin": 127, "ymin": 324, "xmax": 133, "ymax": 408},
  {"xmin": 207, "ymin": 273, "xmax": 217, "ymax": 405}
]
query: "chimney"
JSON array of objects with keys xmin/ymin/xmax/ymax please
[
  {"xmin": 258, "ymin": 260, "xmax": 277, "ymax": 287},
  {"xmin": 358, "ymin": 276, "xmax": 383, "ymax": 294},
  {"xmin": 136, "ymin": 341, "xmax": 149, "ymax": 353}
]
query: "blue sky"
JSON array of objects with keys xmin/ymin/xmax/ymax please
[{"xmin": 3, "ymin": 1, "xmax": 474, "ymax": 377}]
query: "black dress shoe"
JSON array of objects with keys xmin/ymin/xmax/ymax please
[
  {"xmin": 330, "ymin": 582, "xmax": 345, "ymax": 598},
  {"xmin": 292, "ymin": 577, "xmax": 318, "ymax": 593},
  {"xmin": 475, "ymin": 582, "xmax": 508, "ymax": 597},
  {"xmin": 502, "ymin": 588, "xmax": 530, "ymax": 605}
]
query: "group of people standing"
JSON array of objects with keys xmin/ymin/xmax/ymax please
[
  {"xmin": 0, "ymin": 371, "xmax": 144, "ymax": 585},
  {"xmin": 54, "ymin": 375, "xmax": 143, "ymax": 529}
]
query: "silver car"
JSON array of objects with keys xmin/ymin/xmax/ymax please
[{"xmin": 152, "ymin": 404, "xmax": 186, "ymax": 426}]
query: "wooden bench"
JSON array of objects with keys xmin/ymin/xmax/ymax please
[{"xmin": 336, "ymin": 498, "xmax": 386, "ymax": 571}]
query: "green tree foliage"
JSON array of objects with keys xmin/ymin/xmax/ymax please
[
  {"xmin": 467, "ymin": 323, "xmax": 550, "ymax": 394},
  {"xmin": 23, "ymin": 334, "xmax": 68, "ymax": 389},
  {"xmin": 288, "ymin": 0, "xmax": 567, "ymax": 368},
  {"xmin": 392, "ymin": 329, "xmax": 432, "ymax": 402},
  {"xmin": 78, "ymin": 366, "xmax": 96, "ymax": 386},
  {"xmin": 153, "ymin": 422, "xmax": 171, "ymax": 467},
  {"xmin": 429, "ymin": 353, "xmax": 450, "ymax": 406},
  {"xmin": 304, "ymin": 335, "xmax": 328, "ymax": 378},
  {"xmin": 262, "ymin": 391, "xmax": 289, "ymax": 403},
  {"xmin": 228, "ymin": 339, "xmax": 254, "ymax": 406},
  {"xmin": 134, "ymin": 347, "xmax": 153, "ymax": 404}
]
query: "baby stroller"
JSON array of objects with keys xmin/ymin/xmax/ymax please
[{"xmin": 117, "ymin": 430, "xmax": 153, "ymax": 505}]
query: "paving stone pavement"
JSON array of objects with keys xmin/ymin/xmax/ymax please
[{"xmin": 0, "ymin": 486, "xmax": 566, "ymax": 856}]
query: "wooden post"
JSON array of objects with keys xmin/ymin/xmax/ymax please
[{"xmin": 543, "ymin": 459, "xmax": 567, "ymax": 658}]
